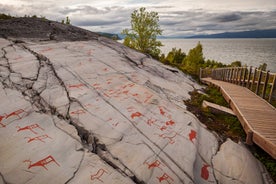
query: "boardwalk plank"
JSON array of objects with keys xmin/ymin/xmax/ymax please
[{"xmin": 201, "ymin": 77, "xmax": 276, "ymax": 159}]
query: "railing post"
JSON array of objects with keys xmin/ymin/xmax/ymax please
[
  {"xmin": 232, "ymin": 68, "xmax": 236, "ymax": 83},
  {"xmin": 238, "ymin": 68, "xmax": 242, "ymax": 85},
  {"xmin": 236, "ymin": 68, "xmax": 239, "ymax": 84},
  {"xmin": 247, "ymin": 66, "xmax": 252, "ymax": 88},
  {"xmin": 222, "ymin": 69, "xmax": 226, "ymax": 81},
  {"xmin": 230, "ymin": 68, "xmax": 234, "ymax": 83},
  {"xmin": 242, "ymin": 67, "xmax": 248, "ymax": 87},
  {"xmin": 256, "ymin": 70, "xmax": 263, "ymax": 95},
  {"xmin": 251, "ymin": 68, "xmax": 257, "ymax": 91},
  {"xmin": 262, "ymin": 71, "xmax": 270, "ymax": 99},
  {"xmin": 269, "ymin": 74, "xmax": 276, "ymax": 103},
  {"xmin": 225, "ymin": 69, "xmax": 229, "ymax": 81}
]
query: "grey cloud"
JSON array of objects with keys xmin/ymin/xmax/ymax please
[
  {"xmin": 1, "ymin": 1, "xmax": 276, "ymax": 37},
  {"xmin": 214, "ymin": 13, "xmax": 242, "ymax": 22}
]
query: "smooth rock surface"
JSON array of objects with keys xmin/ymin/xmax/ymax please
[{"xmin": 0, "ymin": 32, "xmax": 273, "ymax": 184}]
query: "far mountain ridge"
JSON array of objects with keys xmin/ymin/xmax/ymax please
[{"xmin": 187, "ymin": 29, "xmax": 276, "ymax": 38}]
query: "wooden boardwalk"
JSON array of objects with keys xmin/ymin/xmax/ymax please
[{"xmin": 201, "ymin": 77, "xmax": 276, "ymax": 159}]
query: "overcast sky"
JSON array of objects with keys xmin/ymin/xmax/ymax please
[{"xmin": 1, "ymin": 0, "xmax": 276, "ymax": 37}]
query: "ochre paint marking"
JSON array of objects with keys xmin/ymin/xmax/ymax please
[
  {"xmin": 17, "ymin": 124, "xmax": 44, "ymax": 134},
  {"xmin": 25, "ymin": 134, "xmax": 52, "ymax": 143},
  {"xmin": 5, "ymin": 109, "xmax": 25, "ymax": 119},
  {"xmin": 131, "ymin": 112, "xmax": 142, "ymax": 119},
  {"xmin": 189, "ymin": 130, "xmax": 197, "ymax": 143},
  {"xmin": 165, "ymin": 120, "xmax": 175, "ymax": 126},
  {"xmin": 90, "ymin": 169, "xmax": 108, "ymax": 183},
  {"xmin": 0, "ymin": 114, "xmax": 6, "ymax": 128},
  {"xmin": 157, "ymin": 132, "xmax": 177, "ymax": 144},
  {"xmin": 70, "ymin": 109, "xmax": 86, "ymax": 115},
  {"xmin": 24, "ymin": 155, "xmax": 60, "ymax": 170},
  {"xmin": 157, "ymin": 173, "xmax": 174, "ymax": 184},
  {"xmin": 145, "ymin": 160, "xmax": 162, "ymax": 170},
  {"xmin": 68, "ymin": 83, "xmax": 85, "ymax": 89},
  {"xmin": 201, "ymin": 164, "xmax": 209, "ymax": 180},
  {"xmin": 159, "ymin": 107, "xmax": 165, "ymax": 115},
  {"xmin": 147, "ymin": 118, "xmax": 157, "ymax": 126}
]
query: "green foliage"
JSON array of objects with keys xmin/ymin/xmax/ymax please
[
  {"xmin": 203, "ymin": 59, "xmax": 227, "ymax": 68},
  {"xmin": 258, "ymin": 63, "xmax": 267, "ymax": 71},
  {"xmin": 164, "ymin": 48, "xmax": 186, "ymax": 65},
  {"xmin": 181, "ymin": 42, "xmax": 204, "ymax": 75},
  {"xmin": 0, "ymin": 13, "xmax": 13, "ymax": 20},
  {"xmin": 122, "ymin": 7, "xmax": 163, "ymax": 58},
  {"xmin": 230, "ymin": 61, "xmax": 242, "ymax": 67},
  {"xmin": 65, "ymin": 16, "xmax": 71, "ymax": 24},
  {"xmin": 61, "ymin": 16, "xmax": 71, "ymax": 25}
]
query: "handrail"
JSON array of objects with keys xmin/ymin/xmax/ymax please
[{"xmin": 200, "ymin": 66, "xmax": 276, "ymax": 104}]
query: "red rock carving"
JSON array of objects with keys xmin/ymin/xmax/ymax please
[
  {"xmin": 127, "ymin": 106, "xmax": 135, "ymax": 112},
  {"xmin": 201, "ymin": 164, "xmax": 209, "ymax": 180},
  {"xmin": 70, "ymin": 109, "xmax": 86, "ymax": 115},
  {"xmin": 17, "ymin": 124, "xmax": 44, "ymax": 134},
  {"xmin": 90, "ymin": 169, "xmax": 108, "ymax": 183},
  {"xmin": 0, "ymin": 114, "xmax": 6, "ymax": 127},
  {"xmin": 145, "ymin": 160, "xmax": 162, "ymax": 169},
  {"xmin": 160, "ymin": 126, "xmax": 167, "ymax": 131},
  {"xmin": 144, "ymin": 94, "xmax": 153, "ymax": 103},
  {"xmin": 131, "ymin": 112, "xmax": 142, "ymax": 119},
  {"xmin": 159, "ymin": 106, "xmax": 166, "ymax": 115},
  {"xmin": 25, "ymin": 134, "xmax": 52, "ymax": 143},
  {"xmin": 165, "ymin": 120, "xmax": 175, "ymax": 126},
  {"xmin": 5, "ymin": 109, "xmax": 25, "ymax": 119},
  {"xmin": 189, "ymin": 130, "xmax": 197, "ymax": 143},
  {"xmin": 68, "ymin": 84, "xmax": 85, "ymax": 89},
  {"xmin": 157, "ymin": 173, "xmax": 174, "ymax": 184},
  {"xmin": 24, "ymin": 155, "xmax": 60, "ymax": 170},
  {"xmin": 157, "ymin": 132, "xmax": 177, "ymax": 144},
  {"xmin": 112, "ymin": 122, "xmax": 119, "ymax": 127},
  {"xmin": 147, "ymin": 118, "xmax": 157, "ymax": 126}
]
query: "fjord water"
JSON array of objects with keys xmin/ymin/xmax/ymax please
[{"xmin": 160, "ymin": 39, "xmax": 276, "ymax": 72}]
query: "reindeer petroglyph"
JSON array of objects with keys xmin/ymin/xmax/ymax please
[
  {"xmin": 24, "ymin": 134, "xmax": 52, "ymax": 143},
  {"xmin": 23, "ymin": 155, "xmax": 60, "ymax": 170},
  {"xmin": 90, "ymin": 169, "xmax": 108, "ymax": 183},
  {"xmin": 17, "ymin": 123, "xmax": 44, "ymax": 134}
]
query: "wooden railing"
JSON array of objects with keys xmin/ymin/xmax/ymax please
[{"xmin": 200, "ymin": 67, "xmax": 276, "ymax": 104}]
